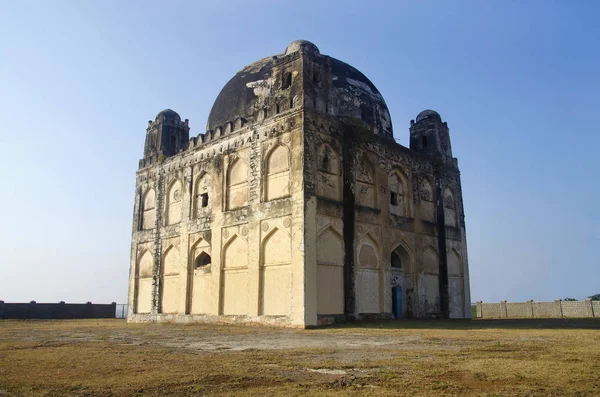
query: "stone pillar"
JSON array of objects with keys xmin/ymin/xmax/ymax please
[
  {"xmin": 111, "ymin": 302, "xmax": 117, "ymax": 318},
  {"xmin": 0, "ymin": 300, "xmax": 4, "ymax": 319},
  {"xmin": 585, "ymin": 299, "xmax": 593, "ymax": 318},
  {"xmin": 528, "ymin": 300, "xmax": 534, "ymax": 318},
  {"xmin": 501, "ymin": 300, "xmax": 508, "ymax": 318},
  {"xmin": 476, "ymin": 301, "xmax": 482, "ymax": 318},
  {"xmin": 554, "ymin": 299, "xmax": 563, "ymax": 318}
]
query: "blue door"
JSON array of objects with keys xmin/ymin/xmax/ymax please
[{"xmin": 392, "ymin": 287, "xmax": 403, "ymax": 319}]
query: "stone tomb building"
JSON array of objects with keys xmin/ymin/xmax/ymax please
[{"xmin": 127, "ymin": 40, "xmax": 471, "ymax": 327}]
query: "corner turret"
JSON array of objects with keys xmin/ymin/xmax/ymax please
[
  {"xmin": 140, "ymin": 109, "xmax": 190, "ymax": 168},
  {"xmin": 409, "ymin": 110, "xmax": 453, "ymax": 162}
]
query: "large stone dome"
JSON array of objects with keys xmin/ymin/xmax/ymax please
[{"xmin": 206, "ymin": 40, "xmax": 393, "ymax": 138}]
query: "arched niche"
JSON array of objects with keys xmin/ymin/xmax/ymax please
[
  {"xmin": 135, "ymin": 251, "xmax": 153, "ymax": 314},
  {"xmin": 356, "ymin": 157, "xmax": 376, "ymax": 208},
  {"xmin": 260, "ymin": 228, "xmax": 292, "ymax": 315},
  {"xmin": 193, "ymin": 172, "xmax": 211, "ymax": 218},
  {"xmin": 420, "ymin": 178, "xmax": 435, "ymax": 222},
  {"xmin": 447, "ymin": 248, "xmax": 464, "ymax": 318},
  {"xmin": 447, "ymin": 249, "xmax": 462, "ymax": 277},
  {"xmin": 421, "ymin": 179, "xmax": 434, "ymax": 202},
  {"xmin": 225, "ymin": 158, "xmax": 248, "ymax": 210},
  {"xmin": 421, "ymin": 246, "xmax": 440, "ymax": 314},
  {"xmin": 264, "ymin": 144, "xmax": 291, "ymax": 201},
  {"xmin": 357, "ymin": 233, "xmax": 381, "ymax": 314},
  {"xmin": 221, "ymin": 234, "xmax": 248, "ymax": 315},
  {"xmin": 165, "ymin": 180, "xmax": 182, "ymax": 225},
  {"xmin": 222, "ymin": 235, "xmax": 248, "ymax": 269},
  {"xmin": 316, "ymin": 144, "xmax": 341, "ymax": 201},
  {"xmin": 162, "ymin": 245, "xmax": 180, "ymax": 276},
  {"xmin": 141, "ymin": 188, "xmax": 156, "ymax": 230},
  {"xmin": 389, "ymin": 170, "xmax": 410, "ymax": 217},
  {"xmin": 443, "ymin": 187, "xmax": 457, "ymax": 227},
  {"xmin": 138, "ymin": 250, "xmax": 153, "ymax": 278},
  {"xmin": 422, "ymin": 246, "xmax": 439, "ymax": 274},
  {"xmin": 358, "ymin": 234, "xmax": 379, "ymax": 269},
  {"xmin": 161, "ymin": 245, "xmax": 181, "ymax": 314},
  {"xmin": 316, "ymin": 226, "xmax": 344, "ymax": 315}
]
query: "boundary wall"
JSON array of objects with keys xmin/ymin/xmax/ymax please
[
  {"xmin": 475, "ymin": 300, "xmax": 599, "ymax": 319},
  {"xmin": 0, "ymin": 301, "xmax": 117, "ymax": 319}
]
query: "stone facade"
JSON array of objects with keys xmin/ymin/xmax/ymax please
[{"xmin": 127, "ymin": 40, "xmax": 471, "ymax": 327}]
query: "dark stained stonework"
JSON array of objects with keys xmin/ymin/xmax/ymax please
[{"xmin": 206, "ymin": 40, "xmax": 392, "ymax": 139}]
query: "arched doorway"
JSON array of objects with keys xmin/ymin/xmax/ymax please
[{"xmin": 391, "ymin": 244, "xmax": 411, "ymax": 318}]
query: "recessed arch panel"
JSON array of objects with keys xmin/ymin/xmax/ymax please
[
  {"xmin": 161, "ymin": 245, "xmax": 181, "ymax": 314},
  {"xmin": 316, "ymin": 227, "xmax": 344, "ymax": 315},
  {"xmin": 357, "ymin": 234, "xmax": 381, "ymax": 313},
  {"xmin": 389, "ymin": 170, "xmax": 409, "ymax": 216},
  {"xmin": 317, "ymin": 144, "xmax": 342, "ymax": 201},
  {"xmin": 226, "ymin": 158, "xmax": 249, "ymax": 210},
  {"xmin": 260, "ymin": 228, "xmax": 292, "ymax": 315},
  {"xmin": 166, "ymin": 180, "xmax": 182, "ymax": 225},
  {"xmin": 141, "ymin": 188, "xmax": 156, "ymax": 230},
  {"xmin": 221, "ymin": 235, "xmax": 248, "ymax": 315},
  {"xmin": 444, "ymin": 187, "xmax": 457, "ymax": 227},
  {"xmin": 136, "ymin": 251, "xmax": 153, "ymax": 314},
  {"xmin": 265, "ymin": 144, "xmax": 291, "ymax": 201}
]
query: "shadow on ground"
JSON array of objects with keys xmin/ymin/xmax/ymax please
[{"xmin": 325, "ymin": 318, "xmax": 600, "ymax": 331}]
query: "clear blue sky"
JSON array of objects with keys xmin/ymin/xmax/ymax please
[{"xmin": 1, "ymin": 1, "xmax": 598, "ymax": 304}]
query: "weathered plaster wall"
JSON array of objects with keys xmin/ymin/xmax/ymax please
[
  {"xmin": 128, "ymin": 106, "xmax": 306, "ymax": 327},
  {"xmin": 303, "ymin": 106, "xmax": 470, "ymax": 322}
]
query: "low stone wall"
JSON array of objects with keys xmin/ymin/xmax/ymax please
[
  {"xmin": 0, "ymin": 301, "xmax": 117, "ymax": 319},
  {"xmin": 475, "ymin": 300, "xmax": 598, "ymax": 319}
]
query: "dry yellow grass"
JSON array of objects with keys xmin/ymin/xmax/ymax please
[{"xmin": 0, "ymin": 319, "xmax": 599, "ymax": 396}]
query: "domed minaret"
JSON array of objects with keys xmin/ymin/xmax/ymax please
[
  {"xmin": 141, "ymin": 109, "xmax": 190, "ymax": 167},
  {"xmin": 409, "ymin": 109, "xmax": 453, "ymax": 162}
]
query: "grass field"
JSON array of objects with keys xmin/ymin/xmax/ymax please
[{"xmin": 0, "ymin": 319, "xmax": 599, "ymax": 396}]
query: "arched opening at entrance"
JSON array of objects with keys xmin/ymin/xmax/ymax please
[{"xmin": 391, "ymin": 244, "xmax": 412, "ymax": 318}]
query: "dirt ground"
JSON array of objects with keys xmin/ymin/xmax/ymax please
[{"xmin": 0, "ymin": 319, "xmax": 599, "ymax": 396}]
